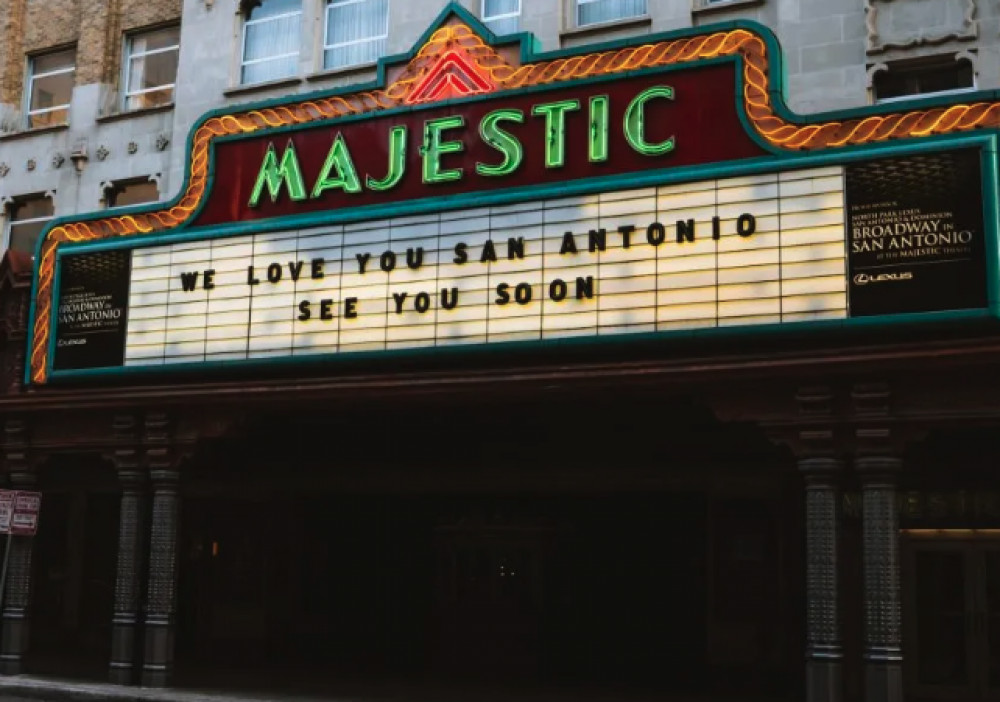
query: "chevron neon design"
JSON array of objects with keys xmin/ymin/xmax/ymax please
[{"xmin": 406, "ymin": 49, "xmax": 496, "ymax": 105}]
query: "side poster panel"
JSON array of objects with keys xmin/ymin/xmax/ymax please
[
  {"xmin": 52, "ymin": 250, "xmax": 132, "ymax": 371},
  {"xmin": 846, "ymin": 149, "xmax": 987, "ymax": 316}
]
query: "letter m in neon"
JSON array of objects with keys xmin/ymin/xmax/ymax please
[{"xmin": 248, "ymin": 141, "xmax": 307, "ymax": 207}]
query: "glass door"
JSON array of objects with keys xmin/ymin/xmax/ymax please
[{"xmin": 904, "ymin": 540, "xmax": 978, "ymax": 701}]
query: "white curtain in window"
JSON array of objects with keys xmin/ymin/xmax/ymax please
[
  {"xmin": 243, "ymin": 0, "xmax": 301, "ymax": 84},
  {"xmin": 484, "ymin": 0, "xmax": 519, "ymax": 35},
  {"xmin": 325, "ymin": 0, "xmax": 388, "ymax": 69},
  {"xmin": 577, "ymin": 0, "xmax": 646, "ymax": 26}
]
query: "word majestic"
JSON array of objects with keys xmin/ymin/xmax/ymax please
[{"xmin": 248, "ymin": 86, "xmax": 676, "ymax": 206}]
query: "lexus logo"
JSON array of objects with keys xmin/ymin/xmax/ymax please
[{"xmin": 853, "ymin": 271, "xmax": 913, "ymax": 285}]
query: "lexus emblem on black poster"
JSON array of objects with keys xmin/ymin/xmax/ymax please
[{"xmin": 846, "ymin": 148, "xmax": 987, "ymax": 317}]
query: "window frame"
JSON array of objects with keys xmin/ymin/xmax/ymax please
[
  {"xmin": 25, "ymin": 47, "xmax": 76, "ymax": 129},
  {"xmin": 104, "ymin": 178, "xmax": 160, "ymax": 209},
  {"xmin": 873, "ymin": 56, "xmax": 977, "ymax": 105},
  {"xmin": 482, "ymin": 0, "xmax": 521, "ymax": 35},
  {"xmin": 240, "ymin": 0, "xmax": 303, "ymax": 85},
  {"xmin": 4, "ymin": 195, "xmax": 54, "ymax": 257},
  {"xmin": 322, "ymin": 0, "xmax": 389, "ymax": 71},
  {"xmin": 122, "ymin": 25, "xmax": 181, "ymax": 111},
  {"xmin": 575, "ymin": 0, "xmax": 647, "ymax": 28}
]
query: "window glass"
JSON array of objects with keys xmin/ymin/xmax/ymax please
[
  {"xmin": 324, "ymin": 0, "xmax": 388, "ymax": 70},
  {"xmin": 107, "ymin": 180, "xmax": 159, "ymax": 208},
  {"xmin": 242, "ymin": 0, "xmax": 301, "ymax": 84},
  {"xmin": 483, "ymin": 0, "xmax": 519, "ymax": 35},
  {"xmin": 125, "ymin": 26, "xmax": 180, "ymax": 110},
  {"xmin": 874, "ymin": 58, "xmax": 975, "ymax": 102},
  {"xmin": 7, "ymin": 197, "xmax": 54, "ymax": 256},
  {"xmin": 576, "ymin": 0, "xmax": 646, "ymax": 27},
  {"xmin": 27, "ymin": 48, "xmax": 75, "ymax": 128}
]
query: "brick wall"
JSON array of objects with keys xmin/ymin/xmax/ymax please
[{"xmin": 0, "ymin": 0, "xmax": 181, "ymax": 109}]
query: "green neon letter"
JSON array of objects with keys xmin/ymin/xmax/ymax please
[
  {"xmin": 422, "ymin": 115, "xmax": 465, "ymax": 184},
  {"xmin": 476, "ymin": 109, "xmax": 524, "ymax": 177},
  {"xmin": 531, "ymin": 99, "xmax": 580, "ymax": 168},
  {"xmin": 248, "ymin": 141, "xmax": 307, "ymax": 207},
  {"xmin": 589, "ymin": 95, "xmax": 609, "ymax": 163},
  {"xmin": 311, "ymin": 133, "xmax": 362, "ymax": 197},
  {"xmin": 367, "ymin": 126, "xmax": 408, "ymax": 191},
  {"xmin": 624, "ymin": 86, "xmax": 675, "ymax": 156}
]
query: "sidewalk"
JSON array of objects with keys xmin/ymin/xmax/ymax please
[
  {"xmin": 0, "ymin": 675, "xmax": 787, "ymax": 702},
  {"xmin": 0, "ymin": 675, "xmax": 325, "ymax": 702}
]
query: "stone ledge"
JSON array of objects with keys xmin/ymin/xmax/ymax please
[
  {"xmin": 0, "ymin": 124, "xmax": 70, "ymax": 143},
  {"xmin": 692, "ymin": 0, "xmax": 764, "ymax": 16},
  {"xmin": 559, "ymin": 15, "xmax": 652, "ymax": 41},
  {"xmin": 96, "ymin": 103, "xmax": 175, "ymax": 124},
  {"xmin": 223, "ymin": 76, "xmax": 302, "ymax": 99}
]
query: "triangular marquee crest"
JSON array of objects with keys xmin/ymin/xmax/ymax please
[{"xmin": 404, "ymin": 47, "xmax": 497, "ymax": 104}]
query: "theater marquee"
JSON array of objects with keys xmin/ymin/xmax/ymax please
[{"xmin": 29, "ymin": 5, "xmax": 1000, "ymax": 382}]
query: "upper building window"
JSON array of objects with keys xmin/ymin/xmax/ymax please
[
  {"xmin": 241, "ymin": 0, "xmax": 302, "ymax": 85},
  {"xmin": 323, "ymin": 0, "xmax": 388, "ymax": 70},
  {"xmin": 124, "ymin": 26, "xmax": 180, "ymax": 110},
  {"xmin": 105, "ymin": 179, "xmax": 159, "ymax": 208},
  {"xmin": 483, "ymin": 0, "xmax": 520, "ymax": 36},
  {"xmin": 26, "ymin": 48, "xmax": 75, "ymax": 129},
  {"xmin": 873, "ymin": 56, "xmax": 975, "ymax": 103},
  {"xmin": 5, "ymin": 195, "xmax": 54, "ymax": 256},
  {"xmin": 576, "ymin": 0, "xmax": 646, "ymax": 27}
]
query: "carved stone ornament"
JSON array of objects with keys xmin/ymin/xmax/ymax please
[
  {"xmin": 0, "ymin": 163, "xmax": 8, "ymax": 177},
  {"xmin": 51, "ymin": 153, "xmax": 65, "ymax": 169},
  {"xmin": 127, "ymin": 141, "xmax": 138, "ymax": 155},
  {"xmin": 155, "ymin": 134, "xmax": 170, "ymax": 151},
  {"xmin": 866, "ymin": 0, "xmax": 978, "ymax": 55},
  {"xmin": 25, "ymin": 159, "xmax": 35, "ymax": 172},
  {"xmin": 96, "ymin": 145, "xmax": 110, "ymax": 161}
]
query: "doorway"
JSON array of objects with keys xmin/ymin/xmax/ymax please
[{"xmin": 903, "ymin": 534, "xmax": 1000, "ymax": 701}]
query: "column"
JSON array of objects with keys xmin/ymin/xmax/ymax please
[
  {"xmin": 0, "ymin": 419, "xmax": 33, "ymax": 675},
  {"xmin": 141, "ymin": 413, "xmax": 180, "ymax": 688},
  {"xmin": 858, "ymin": 456, "xmax": 903, "ymax": 702},
  {"xmin": 801, "ymin": 456, "xmax": 844, "ymax": 702},
  {"xmin": 109, "ymin": 415, "xmax": 146, "ymax": 685}
]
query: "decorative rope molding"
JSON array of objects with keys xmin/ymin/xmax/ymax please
[{"xmin": 27, "ymin": 22, "xmax": 1000, "ymax": 383}]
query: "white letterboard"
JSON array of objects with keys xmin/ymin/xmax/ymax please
[{"xmin": 122, "ymin": 165, "xmax": 846, "ymax": 366}]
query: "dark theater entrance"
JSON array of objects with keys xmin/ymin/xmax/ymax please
[{"xmin": 170, "ymin": 396, "xmax": 801, "ymax": 698}]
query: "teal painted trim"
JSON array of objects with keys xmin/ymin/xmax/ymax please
[
  {"xmin": 55, "ymin": 134, "xmax": 998, "ymax": 257},
  {"xmin": 45, "ymin": 307, "xmax": 1000, "ymax": 384},
  {"xmin": 984, "ymin": 139, "xmax": 1000, "ymax": 313}
]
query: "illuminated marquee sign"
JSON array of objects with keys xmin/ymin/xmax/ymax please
[{"xmin": 29, "ymin": 5, "xmax": 1000, "ymax": 383}]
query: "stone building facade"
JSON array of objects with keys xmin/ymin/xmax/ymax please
[
  {"xmin": 0, "ymin": 2, "xmax": 999, "ymax": 702},
  {"xmin": 1, "ymin": 0, "xmax": 996, "ymax": 242}
]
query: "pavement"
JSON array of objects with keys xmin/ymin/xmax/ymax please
[{"xmin": 0, "ymin": 675, "xmax": 790, "ymax": 702}]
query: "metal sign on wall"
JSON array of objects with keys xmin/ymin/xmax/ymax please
[{"xmin": 28, "ymin": 5, "xmax": 1000, "ymax": 383}]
